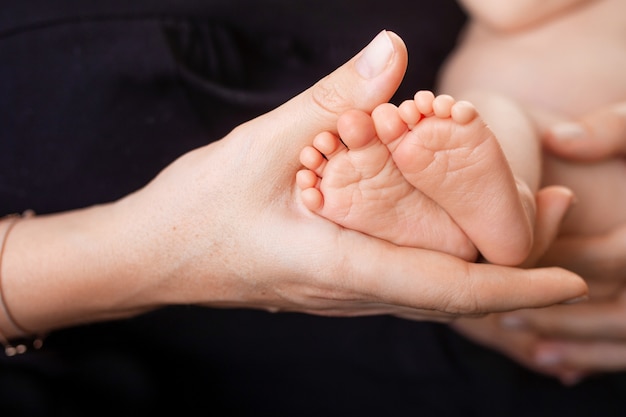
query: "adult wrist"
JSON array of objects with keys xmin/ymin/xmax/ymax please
[{"xmin": 0, "ymin": 211, "xmax": 46, "ymax": 356}]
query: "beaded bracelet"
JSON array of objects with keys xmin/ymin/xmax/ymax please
[{"xmin": 0, "ymin": 211, "xmax": 45, "ymax": 356}]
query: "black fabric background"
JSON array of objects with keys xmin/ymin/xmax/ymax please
[{"xmin": 1, "ymin": 1, "xmax": 626, "ymax": 416}]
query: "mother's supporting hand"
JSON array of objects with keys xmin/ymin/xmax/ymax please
[
  {"xmin": 454, "ymin": 103, "xmax": 626, "ymax": 385},
  {"xmin": 1, "ymin": 32, "xmax": 587, "ymax": 342}
]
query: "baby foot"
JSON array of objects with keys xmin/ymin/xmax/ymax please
[
  {"xmin": 296, "ymin": 108, "xmax": 477, "ymax": 260},
  {"xmin": 375, "ymin": 91, "xmax": 533, "ymax": 265}
]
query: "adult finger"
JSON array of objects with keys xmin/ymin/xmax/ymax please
[
  {"xmin": 538, "ymin": 223, "xmax": 626, "ymax": 282},
  {"xmin": 544, "ymin": 102, "xmax": 626, "ymax": 161},
  {"xmin": 500, "ymin": 298, "xmax": 626, "ymax": 341},
  {"xmin": 451, "ymin": 316, "xmax": 566, "ymax": 378},
  {"xmin": 453, "ymin": 316, "xmax": 592, "ymax": 385},
  {"xmin": 238, "ymin": 30, "xmax": 408, "ymax": 167},
  {"xmin": 521, "ymin": 185, "xmax": 575, "ymax": 268},
  {"xmin": 341, "ymin": 234, "xmax": 588, "ymax": 315},
  {"xmin": 534, "ymin": 339, "xmax": 626, "ymax": 375}
]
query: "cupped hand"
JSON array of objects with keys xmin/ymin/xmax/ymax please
[
  {"xmin": 117, "ymin": 32, "xmax": 586, "ymax": 321},
  {"xmin": 115, "ymin": 24, "xmax": 587, "ymax": 324},
  {"xmin": 3, "ymin": 32, "xmax": 587, "ymax": 338}
]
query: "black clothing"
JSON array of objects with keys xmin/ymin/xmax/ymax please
[{"xmin": 2, "ymin": 1, "xmax": 625, "ymax": 416}]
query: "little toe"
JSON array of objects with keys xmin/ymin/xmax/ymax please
[
  {"xmin": 300, "ymin": 187, "xmax": 324, "ymax": 211},
  {"xmin": 297, "ymin": 169, "xmax": 324, "ymax": 212}
]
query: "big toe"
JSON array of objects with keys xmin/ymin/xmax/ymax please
[{"xmin": 337, "ymin": 110, "xmax": 378, "ymax": 150}]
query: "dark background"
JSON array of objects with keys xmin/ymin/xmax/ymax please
[{"xmin": 2, "ymin": 1, "xmax": 626, "ymax": 416}]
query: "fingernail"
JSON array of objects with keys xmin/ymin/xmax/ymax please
[
  {"xmin": 549, "ymin": 122, "xmax": 586, "ymax": 141},
  {"xmin": 500, "ymin": 315, "xmax": 526, "ymax": 329},
  {"xmin": 355, "ymin": 31, "xmax": 394, "ymax": 79}
]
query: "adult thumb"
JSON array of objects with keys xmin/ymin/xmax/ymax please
[
  {"xmin": 299, "ymin": 30, "xmax": 408, "ymax": 131},
  {"xmin": 522, "ymin": 186, "xmax": 575, "ymax": 267},
  {"xmin": 240, "ymin": 30, "xmax": 408, "ymax": 158}
]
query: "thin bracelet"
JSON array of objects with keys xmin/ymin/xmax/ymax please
[{"xmin": 0, "ymin": 210, "xmax": 45, "ymax": 356}]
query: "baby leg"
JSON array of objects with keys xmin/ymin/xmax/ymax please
[
  {"xmin": 297, "ymin": 108, "xmax": 477, "ymax": 260},
  {"xmin": 374, "ymin": 91, "xmax": 534, "ymax": 265}
]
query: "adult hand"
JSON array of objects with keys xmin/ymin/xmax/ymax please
[
  {"xmin": 454, "ymin": 104, "xmax": 626, "ymax": 385},
  {"xmin": 0, "ymin": 32, "xmax": 587, "ymax": 340},
  {"xmin": 495, "ymin": 222, "xmax": 626, "ymax": 384},
  {"xmin": 454, "ymin": 290, "xmax": 626, "ymax": 386},
  {"xmin": 456, "ymin": 253, "xmax": 626, "ymax": 386},
  {"xmin": 499, "ymin": 103, "xmax": 626, "ymax": 383},
  {"xmin": 450, "ymin": 185, "xmax": 589, "ymax": 384}
]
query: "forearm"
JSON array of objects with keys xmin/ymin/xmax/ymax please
[{"xmin": 0, "ymin": 203, "xmax": 165, "ymax": 339}]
